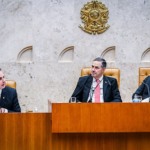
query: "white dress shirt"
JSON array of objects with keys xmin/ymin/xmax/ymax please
[{"xmin": 88, "ymin": 76, "xmax": 104, "ymax": 103}]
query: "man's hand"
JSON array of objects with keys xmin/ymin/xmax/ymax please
[{"xmin": 0, "ymin": 108, "xmax": 8, "ymax": 113}]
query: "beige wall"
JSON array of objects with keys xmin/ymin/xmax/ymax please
[{"xmin": 0, "ymin": 0, "xmax": 150, "ymax": 111}]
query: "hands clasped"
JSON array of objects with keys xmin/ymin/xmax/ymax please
[{"xmin": 0, "ymin": 108, "xmax": 8, "ymax": 113}]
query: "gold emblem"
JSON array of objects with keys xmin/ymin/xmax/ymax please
[{"xmin": 79, "ymin": 0, "xmax": 110, "ymax": 34}]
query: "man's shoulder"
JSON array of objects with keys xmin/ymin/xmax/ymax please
[
  {"xmin": 146, "ymin": 76, "xmax": 150, "ymax": 82},
  {"xmin": 144, "ymin": 76, "xmax": 150, "ymax": 81},
  {"xmin": 104, "ymin": 76, "xmax": 117, "ymax": 81},
  {"xmin": 79, "ymin": 75, "xmax": 92, "ymax": 81},
  {"xmin": 78, "ymin": 75, "xmax": 92, "ymax": 85},
  {"xmin": 3, "ymin": 86, "xmax": 16, "ymax": 92}
]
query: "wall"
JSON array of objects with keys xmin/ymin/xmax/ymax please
[{"xmin": 0, "ymin": 0, "xmax": 150, "ymax": 111}]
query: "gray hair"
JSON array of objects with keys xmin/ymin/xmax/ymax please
[{"xmin": 93, "ymin": 57, "xmax": 107, "ymax": 68}]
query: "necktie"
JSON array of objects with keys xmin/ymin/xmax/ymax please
[{"xmin": 95, "ymin": 79, "xmax": 100, "ymax": 102}]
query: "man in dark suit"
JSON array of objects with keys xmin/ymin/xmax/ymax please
[
  {"xmin": 132, "ymin": 76, "xmax": 150, "ymax": 100},
  {"xmin": 0, "ymin": 69, "xmax": 21, "ymax": 113},
  {"xmin": 70, "ymin": 57, "xmax": 122, "ymax": 103}
]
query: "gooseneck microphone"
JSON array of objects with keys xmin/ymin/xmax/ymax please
[
  {"xmin": 143, "ymin": 81, "xmax": 150, "ymax": 102},
  {"xmin": 87, "ymin": 79, "xmax": 103, "ymax": 102},
  {"xmin": 88, "ymin": 87, "xmax": 95, "ymax": 103}
]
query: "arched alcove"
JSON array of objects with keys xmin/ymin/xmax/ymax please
[
  {"xmin": 141, "ymin": 48, "xmax": 150, "ymax": 62},
  {"xmin": 101, "ymin": 46, "xmax": 115, "ymax": 62},
  {"xmin": 17, "ymin": 46, "xmax": 33, "ymax": 63},
  {"xmin": 58, "ymin": 46, "xmax": 74, "ymax": 63}
]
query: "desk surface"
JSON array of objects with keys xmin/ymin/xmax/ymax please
[{"xmin": 52, "ymin": 103, "xmax": 150, "ymax": 133}]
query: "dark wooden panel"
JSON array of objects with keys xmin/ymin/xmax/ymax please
[
  {"xmin": 52, "ymin": 133, "xmax": 150, "ymax": 150},
  {"xmin": 0, "ymin": 113, "xmax": 52, "ymax": 150}
]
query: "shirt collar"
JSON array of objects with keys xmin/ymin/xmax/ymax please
[{"xmin": 93, "ymin": 75, "xmax": 103, "ymax": 82}]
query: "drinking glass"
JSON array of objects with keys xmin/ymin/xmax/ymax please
[
  {"xmin": 70, "ymin": 97, "xmax": 76, "ymax": 103},
  {"xmin": 33, "ymin": 106, "xmax": 38, "ymax": 112},
  {"xmin": 132, "ymin": 95, "xmax": 142, "ymax": 102}
]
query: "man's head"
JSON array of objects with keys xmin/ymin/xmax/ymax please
[
  {"xmin": 91, "ymin": 57, "xmax": 107, "ymax": 79},
  {"xmin": 0, "ymin": 69, "xmax": 6, "ymax": 90}
]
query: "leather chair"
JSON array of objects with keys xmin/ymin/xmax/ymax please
[
  {"xmin": 6, "ymin": 80, "xmax": 16, "ymax": 89},
  {"xmin": 139, "ymin": 67, "xmax": 150, "ymax": 85},
  {"xmin": 81, "ymin": 67, "xmax": 120, "ymax": 87}
]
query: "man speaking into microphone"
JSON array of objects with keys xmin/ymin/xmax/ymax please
[
  {"xmin": 132, "ymin": 76, "xmax": 150, "ymax": 101},
  {"xmin": 70, "ymin": 57, "xmax": 122, "ymax": 103}
]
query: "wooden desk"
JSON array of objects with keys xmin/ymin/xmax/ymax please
[
  {"xmin": 0, "ymin": 113, "xmax": 52, "ymax": 150},
  {"xmin": 52, "ymin": 103, "xmax": 150, "ymax": 150},
  {"xmin": 1, "ymin": 104, "xmax": 150, "ymax": 150},
  {"xmin": 52, "ymin": 103, "xmax": 150, "ymax": 133}
]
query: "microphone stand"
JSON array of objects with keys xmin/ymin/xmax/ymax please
[
  {"xmin": 88, "ymin": 87, "xmax": 95, "ymax": 103},
  {"xmin": 88, "ymin": 79, "xmax": 102, "ymax": 103}
]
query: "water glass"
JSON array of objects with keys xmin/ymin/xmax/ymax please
[
  {"xmin": 33, "ymin": 106, "xmax": 38, "ymax": 112},
  {"xmin": 132, "ymin": 95, "xmax": 142, "ymax": 102},
  {"xmin": 70, "ymin": 97, "xmax": 76, "ymax": 103}
]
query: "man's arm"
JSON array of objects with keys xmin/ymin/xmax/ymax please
[
  {"xmin": 132, "ymin": 76, "xmax": 150, "ymax": 99},
  {"xmin": 70, "ymin": 77, "xmax": 84, "ymax": 102},
  {"xmin": 8, "ymin": 89, "xmax": 21, "ymax": 112},
  {"xmin": 70, "ymin": 76, "xmax": 91, "ymax": 103},
  {"xmin": 111, "ymin": 78, "xmax": 122, "ymax": 102}
]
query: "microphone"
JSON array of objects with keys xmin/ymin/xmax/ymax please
[
  {"xmin": 88, "ymin": 87, "xmax": 95, "ymax": 102},
  {"xmin": 88, "ymin": 79, "xmax": 102, "ymax": 102},
  {"xmin": 142, "ymin": 81, "xmax": 150, "ymax": 102},
  {"xmin": 87, "ymin": 78, "xmax": 103, "ymax": 103}
]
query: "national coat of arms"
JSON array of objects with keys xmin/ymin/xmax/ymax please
[{"xmin": 79, "ymin": 0, "xmax": 110, "ymax": 35}]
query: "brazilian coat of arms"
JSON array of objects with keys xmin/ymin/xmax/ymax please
[{"xmin": 79, "ymin": 0, "xmax": 110, "ymax": 35}]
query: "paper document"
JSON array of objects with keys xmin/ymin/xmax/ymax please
[{"xmin": 141, "ymin": 97, "xmax": 150, "ymax": 102}]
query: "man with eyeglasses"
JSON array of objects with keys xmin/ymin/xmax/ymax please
[{"xmin": 70, "ymin": 57, "xmax": 122, "ymax": 103}]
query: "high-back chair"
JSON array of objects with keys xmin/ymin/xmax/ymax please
[
  {"xmin": 6, "ymin": 80, "xmax": 16, "ymax": 89},
  {"xmin": 139, "ymin": 67, "xmax": 150, "ymax": 85},
  {"xmin": 81, "ymin": 67, "xmax": 120, "ymax": 87}
]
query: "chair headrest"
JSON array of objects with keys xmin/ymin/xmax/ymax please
[
  {"xmin": 6, "ymin": 80, "xmax": 16, "ymax": 89},
  {"xmin": 139, "ymin": 67, "xmax": 150, "ymax": 85},
  {"xmin": 81, "ymin": 67, "xmax": 120, "ymax": 87}
]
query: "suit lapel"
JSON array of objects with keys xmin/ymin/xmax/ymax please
[
  {"xmin": 1, "ymin": 88, "xmax": 8, "ymax": 102},
  {"xmin": 83, "ymin": 76, "xmax": 93, "ymax": 102},
  {"xmin": 103, "ymin": 76, "xmax": 110, "ymax": 102}
]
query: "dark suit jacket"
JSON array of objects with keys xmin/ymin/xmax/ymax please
[
  {"xmin": 132, "ymin": 76, "xmax": 150, "ymax": 100},
  {"xmin": 71, "ymin": 75, "xmax": 122, "ymax": 102},
  {"xmin": 0, "ymin": 86, "xmax": 21, "ymax": 112}
]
